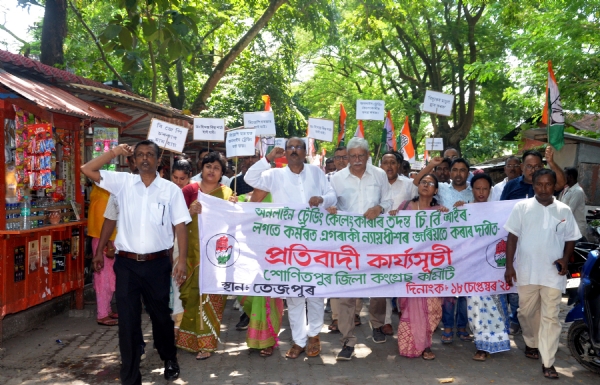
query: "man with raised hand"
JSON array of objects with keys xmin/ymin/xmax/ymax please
[
  {"xmin": 329, "ymin": 137, "xmax": 394, "ymax": 361},
  {"xmin": 245, "ymin": 137, "xmax": 337, "ymax": 360},
  {"xmin": 81, "ymin": 140, "xmax": 191, "ymax": 385}
]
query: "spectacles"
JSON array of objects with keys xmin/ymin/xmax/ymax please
[
  {"xmin": 135, "ymin": 152, "xmax": 156, "ymax": 159},
  {"xmin": 505, "ymin": 164, "xmax": 520, "ymax": 169},
  {"xmin": 349, "ymin": 154, "xmax": 368, "ymax": 161},
  {"xmin": 419, "ymin": 180, "xmax": 436, "ymax": 187},
  {"xmin": 286, "ymin": 146, "xmax": 304, "ymax": 152},
  {"xmin": 525, "ymin": 164, "xmax": 543, "ymax": 171},
  {"xmin": 334, "ymin": 156, "xmax": 349, "ymax": 160}
]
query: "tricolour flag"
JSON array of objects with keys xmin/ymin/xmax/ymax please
[
  {"xmin": 354, "ymin": 120, "xmax": 365, "ymax": 138},
  {"xmin": 398, "ymin": 116, "xmax": 415, "ymax": 163},
  {"xmin": 338, "ymin": 103, "xmax": 347, "ymax": 146},
  {"xmin": 383, "ymin": 110, "xmax": 396, "ymax": 151},
  {"xmin": 541, "ymin": 61, "xmax": 564, "ymax": 150},
  {"xmin": 262, "ymin": 95, "xmax": 272, "ymax": 111},
  {"xmin": 256, "ymin": 94, "xmax": 273, "ymax": 155}
]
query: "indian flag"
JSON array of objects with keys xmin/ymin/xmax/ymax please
[
  {"xmin": 354, "ymin": 120, "xmax": 365, "ymax": 138},
  {"xmin": 541, "ymin": 61, "xmax": 564, "ymax": 150},
  {"xmin": 398, "ymin": 116, "xmax": 415, "ymax": 163}
]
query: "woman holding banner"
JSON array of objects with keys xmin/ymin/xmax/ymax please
[
  {"xmin": 176, "ymin": 152, "xmax": 238, "ymax": 360},
  {"xmin": 392, "ymin": 174, "xmax": 445, "ymax": 360},
  {"xmin": 463, "ymin": 173, "xmax": 511, "ymax": 362}
]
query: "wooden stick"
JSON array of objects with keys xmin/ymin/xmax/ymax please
[{"xmin": 233, "ymin": 157, "xmax": 238, "ymax": 195}]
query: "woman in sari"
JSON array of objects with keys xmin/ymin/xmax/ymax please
[
  {"xmin": 176, "ymin": 152, "xmax": 237, "ymax": 360},
  {"xmin": 236, "ymin": 189, "xmax": 284, "ymax": 357},
  {"xmin": 463, "ymin": 173, "xmax": 510, "ymax": 361},
  {"xmin": 170, "ymin": 158, "xmax": 193, "ymax": 338},
  {"xmin": 390, "ymin": 174, "xmax": 446, "ymax": 360}
]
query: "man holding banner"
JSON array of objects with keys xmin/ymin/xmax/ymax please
[
  {"xmin": 328, "ymin": 137, "xmax": 394, "ymax": 360},
  {"xmin": 245, "ymin": 137, "xmax": 337, "ymax": 359}
]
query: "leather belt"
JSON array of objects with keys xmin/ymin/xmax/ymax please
[{"xmin": 118, "ymin": 249, "xmax": 169, "ymax": 262}]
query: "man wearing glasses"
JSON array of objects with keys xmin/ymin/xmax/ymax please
[
  {"xmin": 245, "ymin": 137, "xmax": 337, "ymax": 360},
  {"xmin": 490, "ymin": 156, "xmax": 522, "ymax": 201},
  {"xmin": 328, "ymin": 137, "xmax": 394, "ymax": 360}
]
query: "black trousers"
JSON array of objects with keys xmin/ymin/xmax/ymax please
[{"xmin": 114, "ymin": 255, "xmax": 176, "ymax": 385}]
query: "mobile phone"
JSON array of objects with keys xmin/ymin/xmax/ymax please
[{"xmin": 555, "ymin": 261, "xmax": 562, "ymax": 272}]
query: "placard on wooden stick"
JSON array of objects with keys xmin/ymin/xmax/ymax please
[
  {"xmin": 226, "ymin": 129, "xmax": 257, "ymax": 157},
  {"xmin": 147, "ymin": 118, "xmax": 189, "ymax": 154},
  {"xmin": 356, "ymin": 100, "xmax": 385, "ymax": 121},
  {"xmin": 425, "ymin": 138, "xmax": 444, "ymax": 151},
  {"xmin": 422, "ymin": 90, "xmax": 454, "ymax": 116},
  {"xmin": 308, "ymin": 118, "xmax": 335, "ymax": 142},
  {"xmin": 194, "ymin": 118, "xmax": 225, "ymax": 142},
  {"xmin": 243, "ymin": 111, "xmax": 276, "ymax": 136}
]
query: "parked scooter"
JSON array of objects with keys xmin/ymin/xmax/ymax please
[
  {"xmin": 566, "ymin": 248, "xmax": 600, "ymax": 374},
  {"xmin": 566, "ymin": 242, "xmax": 598, "ymax": 305}
]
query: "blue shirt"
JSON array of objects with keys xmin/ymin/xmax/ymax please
[
  {"xmin": 500, "ymin": 176, "xmax": 534, "ymax": 201},
  {"xmin": 437, "ymin": 182, "xmax": 473, "ymax": 206}
]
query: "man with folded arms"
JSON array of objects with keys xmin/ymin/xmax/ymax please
[
  {"xmin": 245, "ymin": 137, "xmax": 337, "ymax": 359},
  {"xmin": 329, "ymin": 137, "xmax": 394, "ymax": 360},
  {"xmin": 81, "ymin": 140, "xmax": 191, "ymax": 385}
]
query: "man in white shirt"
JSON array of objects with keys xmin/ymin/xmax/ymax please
[
  {"xmin": 328, "ymin": 137, "xmax": 394, "ymax": 361},
  {"xmin": 490, "ymin": 156, "xmax": 522, "ymax": 201},
  {"xmin": 81, "ymin": 141, "xmax": 191, "ymax": 384},
  {"xmin": 559, "ymin": 167, "xmax": 588, "ymax": 240},
  {"xmin": 245, "ymin": 137, "xmax": 337, "ymax": 360},
  {"xmin": 504, "ymin": 169, "xmax": 580, "ymax": 380}
]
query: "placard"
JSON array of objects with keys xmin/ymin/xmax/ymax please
[
  {"xmin": 147, "ymin": 118, "xmax": 189, "ymax": 154},
  {"xmin": 28, "ymin": 240, "xmax": 39, "ymax": 272},
  {"xmin": 243, "ymin": 111, "xmax": 276, "ymax": 136},
  {"xmin": 193, "ymin": 118, "xmax": 225, "ymax": 142},
  {"xmin": 356, "ymin": 100, "xmax": 385, "ymax": 121},
  {"xmin": 423, "ymin": 90, "xmax": 454, "ymax": 116},
  {"xmin": 308, "ymin": 118, "xmax": 335, "ymax": 142},
  {"xmin": 40, "ymin": 235, "xmax": 51, "ymax": 266},
  {"xmin": 226, "ymin": 129, "xmax": 257, "ymax": 157},
  {"xmin": 274, "ymin": 138, "xmax": 287, "ymax": 149},
  {"xmin": 425, "ymin": 138, "xmax": 444, "ymax": 151}
]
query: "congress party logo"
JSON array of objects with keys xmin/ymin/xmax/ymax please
[
  {"xmin": 486, "ymin": 238, "xmax": 507, "ymax": 269},
  {"xmin": 205, "ymin": 233, "xmax": 240, "ymax": 268}
]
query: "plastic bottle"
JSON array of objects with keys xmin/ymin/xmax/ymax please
[{"xmin": 21, "ymin": 196, "xmax": 31, "ymax": 230}]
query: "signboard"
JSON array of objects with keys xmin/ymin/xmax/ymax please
[
  {"xmin": 198, "ymin": 195, "xmax": 518, "ymax": 298},
  {"xmin": 425, "ymin": 138, "xmax": 444, "ymax": 151},
  {"xmin": 356, "ymin": 100, "xmax": 385, "ymax": 121},
  {"xmin": 308, "ymin": 118, "xmax": 335, "ymax": 142},
  {"xmin": 147, "ymin": 118, "xmax": 189, "ymax": 154},
  {"xmin": 243, "ymin": 111, "xmax": 276, "ymax": 136},
  {"xmin": 226, "ymin": 129, "xmax": 257, "ymax": 157},
  {"xmin": 193, "ymin": 118, "xmax": 225, "ymax": 142},
  {"xmin": 423, "ymin": 90, "xmax": 454, "ymax": 116}
]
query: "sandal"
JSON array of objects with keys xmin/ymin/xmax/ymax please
[
  {"xmin": 457, "ymin": 330, "xmax": 473, "ymax": 341},
  {"xmin": 422, "ymin": 348, "xmax": 436, "ymax": 360},
  {"xmin": 328, "ymin": 319, "xmax": 339, "ymax": 333},
  {"xmin": 525, "ymin": 346, "xmax": 540, "ymax": 360},
  {"xmin": 306, "ymin": 336, "xmax": 321, "ymax": 357},
  {"xmin": 196, "ymin": 351, "xmax": 211, "ymax": 360},
  {"xmin": 109, "ymin": 312, "xmax": 118, "ymax": 319},
  {"xmin": 473, "ymin": 350, "xmax": 488, "ymax": 361},
  {"xmin": 285, "ymin": 344, "xmax": 305, "ymax": 359},
  {"xmin": 354, "ymin": 314, "xmax": 362, "ymax": 326},
  {"xmin": 259, "ymin": 346, "xmax": 274, "ymax": 357},
  {"xmin": 97, "ymin": 316, "xmax": 118, "ymax": 326},
  {"xmin": 542, "ymin": 365, "xmax": 559, "ymax": 379},
  {"xmin": 441, "ymin": 331, "xmax": 454, "ymax": 344}
]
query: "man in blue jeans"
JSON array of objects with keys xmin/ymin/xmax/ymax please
[{"xmin": 499, "ymin": 148, "xmax": 566, "ymax": 334}]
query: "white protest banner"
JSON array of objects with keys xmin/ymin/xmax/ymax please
[
  {"xmin": 243, "ymin": 111, "xmax": 276, "ymax": 136},
  {"xmin": 274, "ymin": 138, "xmax": 287, "ymax": 149},
  {"xmin": 423, "ymin": 90, "xmax": 454, "ymax": 116},
  {"xmin": 308, "ymin": 117, "xmax": 335, "ymax": 142},
  {"xmin": 356, "ymin": 100, "xmax": 385, "ymax": 121},
  {"xmin": 193, "ymin": 118, "xmax": 225, "ymax": 142},
  {"xmin": 198, "ymin": 196, "xmax": 518, "ymax": 298},
  {"xmin": 225, "ymin": 129, "xmax": 256, "ymax": 157},
  {"xmin": 425, "ymin": 138, "xmax": 444, "ymax": 151},
  {"xmin": 147, "ymin": 118, "xmax": 188, "ymax": 153}
]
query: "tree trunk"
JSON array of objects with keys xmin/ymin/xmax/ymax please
[
  {"xmin": 189, "ymin": 0, "xmax": 289, "ymax": 114},
  {"xmin": 40, "ymin": 0, "xmax": 67, "ymax": 67}
]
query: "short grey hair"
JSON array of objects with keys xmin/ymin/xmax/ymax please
[{"xmin": 347, "ymin": 137, "xmax": 370, "ymax": 153}]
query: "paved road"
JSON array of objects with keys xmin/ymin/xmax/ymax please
[{"xmin": 0, "ymin": 297, "xmax": 598, "ymax": 385}]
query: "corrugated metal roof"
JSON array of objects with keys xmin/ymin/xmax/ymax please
[{"xmin": 0, "ymin": 69, "xmax": 130, "ymax": 125}]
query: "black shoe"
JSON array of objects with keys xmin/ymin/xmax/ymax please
[
  {"xmin": 164, "ymin": 359, "xmax": 180, "ymax": 381},
  {"xmin": 236, "ymin": 313, "xmax": 250, "ymax": 330},
  {"xmin": 372, "ymin": 327, "xmax": 387, "ymax": 344},
  {"xmin": 336, "ymin": 344, "xmax": 355, "ymax": 361}
]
